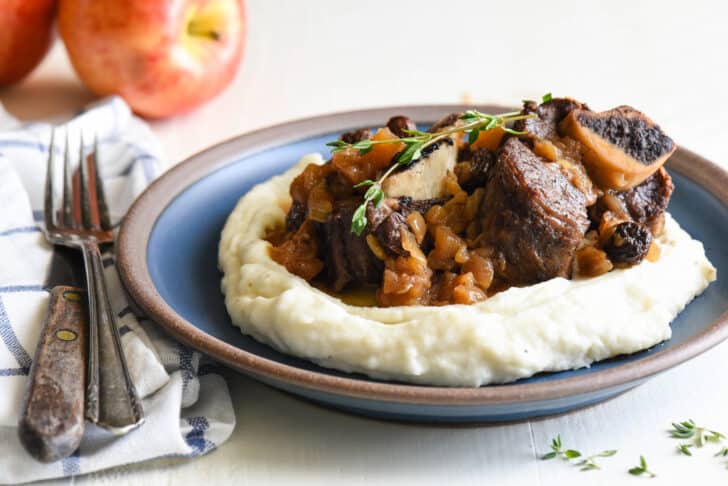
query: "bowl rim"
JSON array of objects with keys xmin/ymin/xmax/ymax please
[{"xmin": 117, "ymin": 104, "xmax": 728, "ymax": 406}]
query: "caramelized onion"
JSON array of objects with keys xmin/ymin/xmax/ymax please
[
  {"xmin": 573, "ymin": 246, "xmax": 613, "ymax": 278},
  {"xmin": 461, "ymin": 253, "xmax": 494, "ymax": 290},
  {"xmin": 406, "ymin": 212, "xmax": 427, "ymax": 244}
]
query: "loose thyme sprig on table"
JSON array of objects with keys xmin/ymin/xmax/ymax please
[
  {"xmin": 670, "ymin": 419, "xmax": 725, "ymax": 448},
  {"xmin": 541, "ymin": 435, "xmax": 617, "ymax": 471},
  {"xmin": 628, "ymin": 455, "xmax": 656, "ymax": 478},
  {"xmin": 326, "ymin": 107, "xmax": 538, "ymax": 235},
  {"xmin": 541, "ymin": 434, "xmax": 581, "ymax": 460}
]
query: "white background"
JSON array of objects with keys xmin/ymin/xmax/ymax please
[{"xmin": 2, "ymin": 1, "xmax": 727, "ymax": 484}]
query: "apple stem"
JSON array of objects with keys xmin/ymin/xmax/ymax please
[{"xmin": 188, "ymin": 20, "xmax": 221, "ymax": 41}]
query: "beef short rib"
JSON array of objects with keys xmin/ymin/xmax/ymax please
[
  {"xmin": 516, "ymin": 97, "xmax": 589, "ymax": 141},
  {"xmin": 324, "ymin": 201, "xmax": 383, "ymax": 291},
  {"xmin": 480, "ymin": 138, "xmax": 589, "ymax": 283},
  {"xmin": 614, "ymin": 166, "xmax": 674, "ymax": 235}
]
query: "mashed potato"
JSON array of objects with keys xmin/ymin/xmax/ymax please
[{"xmin": 219, "ymin": 154, "xmax": 717, "ymax": 387}]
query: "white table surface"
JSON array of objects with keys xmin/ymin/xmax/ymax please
[{"xmin": 2, "ymin": 0, "xmax": 727, "ymax": 484}]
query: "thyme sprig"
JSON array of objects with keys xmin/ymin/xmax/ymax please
[
  {"xmin": 628, "ymin": 455, "xmax": 656, "ymax": 478},
  {"xmin": 541, "ymin": 435, "xmax": 617, "ymax": 471},
  {"xmin": 541, "ymin": 434, "xmax": 581, "ymax": 460},
  {"xmin": 670, "ymin": 419, "xmax": 725, "ymax": 447},
  {"xmin": 576, "ymin": 450, "xmax": 618, "ymax": 471},
  {"xmin": 328, "ymin": 108, "xmax": 537, "ymax": 235}
]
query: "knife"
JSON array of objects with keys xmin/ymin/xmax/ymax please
[{"xmin": 17, "ymin": 246, "xmax": 88, "ymax": 463}]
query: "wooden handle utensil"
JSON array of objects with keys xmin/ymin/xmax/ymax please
[{"xmin": 18, "ymin": 286, "xmax": 87, "ymax": 463}]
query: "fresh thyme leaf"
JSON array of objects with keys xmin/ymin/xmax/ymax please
[
  {"xmin": 397, "ymin": 141, "xmax": 424, "ymax": 166},
  {"xmin": 467, "ymin": 128, "xmax": 481, "ymax": 145},
  {"xmin": 364, "ymin": 184, "xmax": 385, "ymax": 207},
  {"xmin": 669, "ymin": 419, "xmax": 724, "ymax": 448},
  {"xmin": 706, "ymin": 430, "xmax": 725, "ymax": 442},
  {"xmin": 670, "ymin": 420, "xmax": 696, "ymax": 439},
  {"xmin": 353, "ymin": 179, "xmax": 375, "ymax": 188},
  {"xmin": 403, "ymin": 128, "xmax": 429, "ymax": 137},
  {"xmin": 350, "ymin": 203, "xmax": 368, "ymax": 236},
  {"xmin": 541, "ymin": 436, "xmax": 616, "ymax": 472},
  {"xmin": 542, "ymin": 434, "xmax": 564, "ymax": 460},
  {"xmin": 628, "ymin": 455, "xmax": 656, "ymax": 478},
  {"xmin": 357, "ymin": 146, "xmax": 374, "ymax": 155},
  {"xmin": 542, "ymin": 92, "xmax": 553, "ymax": 103},
  {"xmin": 459, "ymin": 110, "xmax": 480, "ymax": 122},
  {"xmin": 352, "ymin": 139, "xmax": 373, "ymax": 150},
  {"xmin": 326, "ymin": 140, "xmax": 349, "ymax": 153},
  {"xmin": 678, "ymin": 444, "xmax": 693, "ymax": 456},
  {"xmin": 564, "ymin": 449, "xmax": 581, "ymax": 459},
  {"xmin": 351, "ymin": 139, "xmax": 374, "ymax": 155},
  {"xmin": 349, "ymin": 182, "xmax": 385, "ymax": 234},
  {"xmin": 715, "ymin": 447, "xmax": 728, "ymax": 457},
  {"xmin": 485, "ymin": 116, "xmax": 498, "ymax": 130}
]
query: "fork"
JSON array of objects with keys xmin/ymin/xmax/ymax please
[{"xmin": 44, "ymin": 128, "xmax": 144, "ymax": 434}]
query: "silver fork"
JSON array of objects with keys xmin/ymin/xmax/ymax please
[{"xmin": 44, "ymin": 128, "xmax": 144, "ymax": 434}]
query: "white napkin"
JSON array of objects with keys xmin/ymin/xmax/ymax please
[{"xmin": 0, "ymin": 97, "xmax": 235, "ymax": 484}]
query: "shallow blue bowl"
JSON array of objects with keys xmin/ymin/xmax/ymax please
[{"xmin": 118, "ymin": 105, "xmax": 728, "ymax": 423}]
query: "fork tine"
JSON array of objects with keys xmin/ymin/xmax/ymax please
[
  {"xmin": 62, "ymin": 130, "xmax": 74, "ymax": 228},
  {"xmin": 90, "ymin": 135, "xmax": 112, "ymax": 230},
  {"xmin": 78, "ymin": 132, "xmax": 94, "ymax": 230},
  {"xmin": 44, "ymin": 128, "xmax": 56, "ymax": 230}
]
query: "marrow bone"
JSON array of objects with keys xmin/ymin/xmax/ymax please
[
  {"xmin": 382, "ymin": 140, "xmax": 457, "ymax": 200},
  {"xmin": 560, "ymin": 105, "xmax": 676, "ymax": 190}
]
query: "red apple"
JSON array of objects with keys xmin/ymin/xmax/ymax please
[
  {"xmin": 0, "ymin": 0, "xmax": 57, "ymax": 87},
  {"xmin": 58, "ymin": 0, "xmax": 245, "ymax": 119}
]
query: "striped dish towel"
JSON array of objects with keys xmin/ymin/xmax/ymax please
[{"xmin": 0, "ymin": 97, "xmax": 235, "ymax": 484}]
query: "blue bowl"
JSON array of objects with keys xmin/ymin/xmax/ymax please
[{"xmin": 118, "ymin": 105, "xmax": 728, "ymax": 423}]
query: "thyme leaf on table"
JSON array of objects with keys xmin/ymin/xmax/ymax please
[
  {"xmin": 670, "ymin": 419, "xmax": 725, "ymax": 447},
  {"xmin": 541, "ymin": 435, "xmax": 617, "ymax": 472},
  {"xmin": 628, "ymin": 455, "xmax": 656, "ymax": 478}
]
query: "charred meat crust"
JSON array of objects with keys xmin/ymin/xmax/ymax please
[
  {"xmin": 285, "ymin": 200, "xmax": 306, "ymax": 232},
  {"xmin": 366, "ymin": 197, "xmax": 441, "ymax": 258},
  {"xmin": 516, "ymin": 97, "xmax": 589, "ymax": 140},
  {"xmin": 575, "ymin": 107, "xmax": 674, "ymax": 165},
  {"xmin": 325, "ymin": 201, "xmax": 383, "ymax": 291},
  {"xmin": 428, "ymin": 112, "xmax": 461, "ymax": 133},
  {"xmin": 614, "ymin": 166, "xmax": 674, "ymax": 234},
  {"xmin": 374, "ymin": 212, "xmax": 410, "ymax": 257},
  {"xmin": 396, "ymin": 196, "xmax": 442, "ymax": 216},
  {"xmin": 456, "ymin": 148, "xmax": 495, "ymax": 192},
  {"xmin": 480, "ymin": 138, "xmax": 589, "ymax": 283},
  {"xmin": 339, "ymin": 128, "xmax": 373, "ymax": 144}
]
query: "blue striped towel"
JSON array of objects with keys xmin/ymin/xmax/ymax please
[{"xmin": 0, "ymin": 97, "xmax": 235, "ymax": 484}]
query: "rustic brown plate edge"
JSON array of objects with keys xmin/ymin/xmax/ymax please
[{"xmin": 117, "ymin": 104, "xmax": 728, "ymax": 406}]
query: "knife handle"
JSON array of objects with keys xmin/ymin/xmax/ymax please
[{"xmin": 18, "ymin": 286, "xmax": 87, "ymax": 463}]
